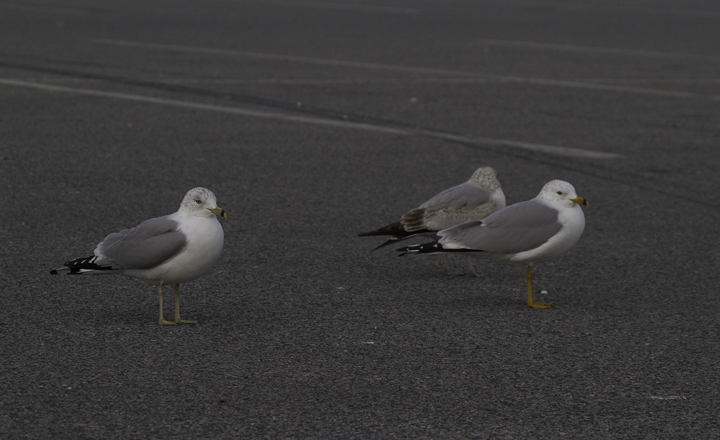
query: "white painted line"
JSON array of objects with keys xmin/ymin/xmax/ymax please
[
  {"xmin": 0, "ymin": 79, "xmax": 408, "ymax": 135},
  {"xmin": 0, "ymin": 2, "xmax": 86, "ymax": 15},
  {"xmin": 36, "ymin": 77, "xmax": 718, "ymax": 87},
  {"xmin": 620, "ymin": 78, "xmax": 720, "ymax": 85},
  {"xmin": 414, "ymin": 130, "xmax": 620, "ymax": 159},
  {"xmin": 481, "ymin": 0, "xmax": 720, "ymax": 19},
  {"xmin": 258, "ymin": 0, "xmax": 419, "ymax": 14},
  {"xmin": 91, "ymin": 39, "xmax": 712, "ymax": 100},
  {"xmin": 484, "ymin": 40, "xmax": 720, "ymax": 63},
  {"xmin": 0, "ymin": 78, "xmax": 621, "ymax": 159},
  {"xmin": 492, "ymin": 77, "xmax": 697, "ymax": 99},
  {"xmin": 91, "ymin": 39, "xmax": 479, "ymax": 78}
]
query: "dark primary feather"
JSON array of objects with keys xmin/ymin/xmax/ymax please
[
  {"xmin": 358, "ymin": 220, "xmax": 434, "ymax": 251},
  {"xmin": 50, "ymin": 255, "xmax": 114, "ymax": 274},
  {"xmin": 357, "ymin": 221, "xmax": 406, "ymax": 237},
  {"xmin": 371, "ymin": 233, "xmax": 437, "ymax": 251},
  {"xmin": 396, "ymin": 241, "xmax": 485, "ymax": 256},
  {"xmin": 357, "ymin": 220, "xmax": 432, "ymax": 239}
]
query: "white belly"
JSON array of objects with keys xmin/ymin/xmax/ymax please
[
  {"xmin": 510, "ymin": 205, "xmax": 585, "ymax": 265},
  {"xmin": 125, "ymin": 217, "xmax": 224, "ymax": 285}
]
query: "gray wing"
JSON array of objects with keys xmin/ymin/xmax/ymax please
[
  {"xmin": 420, "ymin": 182, "xmax": 493, "ymax": 211},
  {"xmin": 94, "ymin": 216, "xmax": 186, "ymax": 270},
  {"xmin": 438, "ymin": 200, "xmax": 562, "ymax": 254},
  {"xmin": 400, "ymin": 183, "xmax": 494, "ymax": 232}
]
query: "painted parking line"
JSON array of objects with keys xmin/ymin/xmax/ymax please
[
  {"xmin": 483, "ymin": 40, "xmax": 720, "ymax": 63},
  {"xmin": 33, "ymin": 77, "xmax": 716, "ymax": 87},
  {"xmin": 0, "ymin": 2, "xmax": 87, "ymax": 15},
  {"xmin": 480, "ymin": 0, "xmax": 720, "ymax": 19},
  {"xmin": 91, "ymin": 39, "xmax": 480, "ymax": 78},
  {"xmin": 0, "ymin": 78, "xmax": 620, "ymax": 159},
  {"xmin": 91, "ymin": 39, "xmax": 713, "ymax": 100},
  {"xmin": 254, "ymin": 0, "xmax": 420, "ymax": 14}
]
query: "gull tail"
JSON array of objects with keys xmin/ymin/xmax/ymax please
[{"xmin": 50, "ymin": 256, "xmax": 115, "ymax": 275}]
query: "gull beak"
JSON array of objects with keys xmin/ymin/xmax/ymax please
[
  {"xmin": 571, "ymin": 197, "xmax": 589, "ymax": 206},
  {"xmin": 209, "ymin": 206, "xmax": 227, "ymax": 218}
]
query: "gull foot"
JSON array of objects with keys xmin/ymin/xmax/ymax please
[
  {"xmin": 174, "ymin": 318, "xmax": 198, "ymax": 325},
  {"xmin": 527, "ymin": 301, "xmax": 555, "ymax": 309},
  {"xmin": 159, "ymin": 318, "xmax": 177, "ymax": 326}
]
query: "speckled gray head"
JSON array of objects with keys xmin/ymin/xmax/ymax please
[
  {"xmin": 180, "ymin": 187, "xmax": 227, "ymax": 218},
  {"xmin": 537, "ymin": 180, "xmax": 589, "ymax": 207},
  {"xmin": 469, "ymin": 167, "xmax": 501, "ymax": 190}
]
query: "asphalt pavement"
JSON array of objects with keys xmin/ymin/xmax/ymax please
[{"xmin": 1, "ymin": 0, "xmax": 719, "ymax": 438}]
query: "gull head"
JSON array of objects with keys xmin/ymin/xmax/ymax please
[
  {"xmin": 180, "ymin": 187, "xmax": 227, "ymax": 218},
  {"xmin": 537, "ymin": 180, "xmax": 589, "ymax": 207},
  {"xmin": 469, "ymin": 166, "xmax": 501, "ymax": 190}
]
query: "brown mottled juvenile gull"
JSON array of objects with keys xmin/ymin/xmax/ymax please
[{"xmin": 359, "ymin": 166, "xmax": 506, "ymax": 276}]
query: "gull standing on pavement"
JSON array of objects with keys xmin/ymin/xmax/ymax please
[
  {"xmin": 51, "ymin": 187, "xmax": 227, "ymax": 325},
  {"xmin": 359, "ymin": 167, "xmax": 506, "ymax": 276},
  {"xmin": 397, "ymin": 180, "xmax": 588, "ymax": 308}
]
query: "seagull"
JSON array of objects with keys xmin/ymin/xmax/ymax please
[
  {"xmin": 50, "ymin": 187, "xmax": 227, "ymax": 325},
  {"xmin": 397, "ymin": 180, "xmax": 588, "ymax": 308},
  {"xmin": 358, "ymin": 167, "xmax": 506, "ymax": 276}
]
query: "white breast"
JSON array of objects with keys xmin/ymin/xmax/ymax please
[
  {"xmin": 510, "ymin": 204, "xmax": 585, "ymax": 265},
  {"xmin": 131, "ymin": 216, "xmax": 224, "ymax": 285}
]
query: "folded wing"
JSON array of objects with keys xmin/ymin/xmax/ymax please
[
  {"xmin": 439, "ymin": 201, "xmax": 562, "ymax": 254},
  {"xmin": 95, "ymin": 216, "xmax": 187, "ymax": 270}
]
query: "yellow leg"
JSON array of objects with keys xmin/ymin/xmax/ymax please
[
  {"xmin": 526, "ymin": 266, "xmax": 554, "ymax": 309},
  {"xmin": 158, "ymin": 285, "xmax": 177, "ymax": 325},
  {"xmin": 173, "ymin": 284, "xmax": 198, "ymax": 324}
]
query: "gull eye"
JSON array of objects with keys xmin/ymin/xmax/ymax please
[
  {"xmin": 195, "ymin": 199, "xmax": 202, "ymax": 204},
  {"xmin": 557, "ymin": 191, "xmax": 563, "ymax": 195}
]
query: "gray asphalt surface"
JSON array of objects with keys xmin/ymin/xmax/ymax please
[{"xmin": 1, "ymin": 0, "xmax": 719, "ymax": 438}]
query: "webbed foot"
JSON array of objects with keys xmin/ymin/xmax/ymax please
[{"xmin": 527, "ymin": 301, "xmax": 554, "ymax": 309}]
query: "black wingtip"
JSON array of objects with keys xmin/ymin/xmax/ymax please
[
  {"xmin": 54, "ymin": 255, "xmax": 113, "ymax": 274},
  {"xmin": 358, "ymin": 221, "xmax": 408, "ymax": 238},
  {"xmin": 396, "ymin": 241, "xmax": 458, "ymax": 256},
  {"xmin": 396, "ymin": 244, "xmax": 414, "ymax": 256},
  {"xmin": 370, "ymin": 238, "xmax": 399, "ymax": 252}
]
